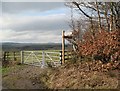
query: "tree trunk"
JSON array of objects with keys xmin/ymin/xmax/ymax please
[
  {"xmin": 96, "ymin": 1, "xmax": 102, "ymax": 31},
  {"xmin": 104, "ymin": 2, "xmax": 110, "ymax": 31}
]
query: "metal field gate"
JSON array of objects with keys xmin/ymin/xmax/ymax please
[{"xmin": 21, "ymin": 51, "xmax": 61, "ymax": 67}]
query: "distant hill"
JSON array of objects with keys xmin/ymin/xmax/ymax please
[{"xmin": 2, "ymin": 42, "xmax": 71, "ymax": 51}]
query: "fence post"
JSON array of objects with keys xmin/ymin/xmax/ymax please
[
  {"xmin": 6, "ymin": 52, "xmax": 9, "ymax": 61},
  {"xmin": 21, "ymin": 51, "xmax": 24, "ymax": 64},
  {"xmin": 41, "ymin": 51, "xmax": 45, "ymax": 68},
  {"xmin": 3, "ymin": 52, "xmax": 6, "ymax": 61},
  {"xmin": 13, "ymin": 52, "xmax": 16, "ymax": 61},
  {"xmin": 62, "ymin": 30, "xmax": 65, "ymax": 64}
]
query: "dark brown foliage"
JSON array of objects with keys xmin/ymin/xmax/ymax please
[{"xmin": 77, "ymin": 30, "xmax": 120, "ymax": 63}]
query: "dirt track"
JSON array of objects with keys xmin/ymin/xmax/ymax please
[
  {"xmin": 2, "ymin": 61, "xmax": 119, "ymax": 89},
  {"xmin": 2, "ymin": 65, "xmax": 48, "ymax": 89}
]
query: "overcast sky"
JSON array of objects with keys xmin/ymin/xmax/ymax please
[{"xmin": 1, "ymin": 2, "xmax": 71, "ymax": 43}]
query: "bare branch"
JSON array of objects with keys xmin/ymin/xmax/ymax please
[{"xmin": 72, "ymin": 2, "xmax": 92, "ymax": 19}]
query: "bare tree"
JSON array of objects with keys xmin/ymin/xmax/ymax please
[{"xmin": 65, "ymin": 1, "xmax": 120, "ymax": 54}]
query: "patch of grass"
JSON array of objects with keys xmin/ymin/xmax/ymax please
[
  {"xmin": 2, "ymin": 64, "xmax": 24, "ymax": 75},
  {"xmin": 2, "ymin": 67, "xmax": 11, "ymax": 74}
]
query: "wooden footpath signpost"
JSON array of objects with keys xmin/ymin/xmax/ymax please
[
  {"xmin": 62, "ymin": 31, "xmax": 65, "ymax": 64},
  {"xmin": 62, "ymin": 30, "xmax": 72, "ymax": 64}
]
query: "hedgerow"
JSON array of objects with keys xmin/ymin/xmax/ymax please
[{"xmin": 71, "ymin": 30, "xmax": 120, "ymax": 63}]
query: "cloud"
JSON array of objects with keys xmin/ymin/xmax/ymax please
[
  {"xmin": 1, "ymin": 2, "xmax": 71, "ymax": 43},
  {"xmin": 2, "ymin": 2, "xmax": 65, "ymax": 14},
  {"xmin": 1, "ymin": 14, "xmax": 70, "ymax": 43},
  {"xmin": 0, "ymin": 30, "xmax": 62, "ymax": 43},
  {"xmin": 2, "ymin": 14, "xmax": 70, "ymax": 31}
]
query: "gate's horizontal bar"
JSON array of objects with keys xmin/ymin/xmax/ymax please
[
  {"xmin": 45, "ymin": 59, "xmax": 60, "ymax": 62},
  {"xmin": 24, "ymin": 55, "xmax": 43, "ymax": 58},
  {"xmin": 7, "ymin": 56, "xmax": 20, "ymax": 58},
  {"xmin": 46, "ymin": 55, "xmax": 59, "ymax": 58},
  {"xmin": 45, "ymin": 58, "xmax": 53, "ymax": 61},
  {"xmin": 45, "ymin": 52, "xmax": 60, "ymax": 54}
]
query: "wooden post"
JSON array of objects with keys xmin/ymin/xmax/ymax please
[
  {"xmin": 13, "ymin": 52, "xmax": 16, "ymax": 61},
  {"xmin": 62, "ymin": 31, "xmax": 65, "ymax": 64},
  {"xmin": 21, "ymin": 51, "xmax": 24, "ymax": 64},
  {"xmin": 41, "ymin": 51, "xmax": 45, "ymax": 68},
  {"xmin": 7, "ymin": 52, "xmax": 9, "ymax": 61},
  {"xmin": 3, "ymin": 52, "xmax": 6, "ymax": 61}
]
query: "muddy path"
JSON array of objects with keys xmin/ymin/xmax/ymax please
[{"xmin": 2, "ymin": 65, "xmax": 48, "ymax": 89}]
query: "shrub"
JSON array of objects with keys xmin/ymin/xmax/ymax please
[{"xmin": 76, "ymin": 30, "xmax": 119, "ymax": 63}]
